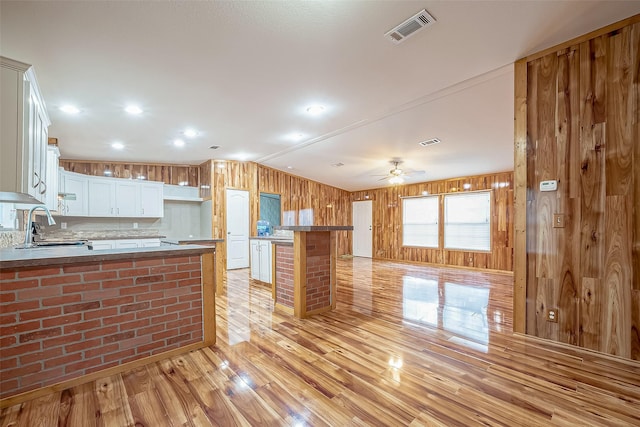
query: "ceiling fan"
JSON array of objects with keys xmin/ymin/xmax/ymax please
[{"xmin": 375, "ymin": 160, "xmax": 425, "ymax": 184}]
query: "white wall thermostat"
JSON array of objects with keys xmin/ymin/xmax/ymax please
[{"xmin": 540, "ymin": 180, "xmax": 558, "ymax": 192}]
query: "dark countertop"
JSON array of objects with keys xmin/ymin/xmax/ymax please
[
  {"xmin": 86, "ymin": 235, "xmax": 166, "ymax": 241},
  {"xmin": 162, "ymin": 237, "xmax": 224, "ymax": 245},
  {"xmin": 274, "ymin": 226, "xmax": 353, "ymax": 231},
  {"xmin": 0, "ymin": 244, "xmax": 214, "ymax": 269},
  {"xmin": 250, "ymin": 236, "xmax": 293, "ymax": 243}
]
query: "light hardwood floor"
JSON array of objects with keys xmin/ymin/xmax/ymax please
[{"xmin": 2, "ymin": 258, "xmax": 639, "ymax": 426}]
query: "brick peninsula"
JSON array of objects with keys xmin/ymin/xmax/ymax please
[
  {"xmin": 271, "ymin": 226, "xmax": 352, "ymax": 318},
  {"xmin": 0, "ymin": 243, "xmax": 216, "ymax": 406}
]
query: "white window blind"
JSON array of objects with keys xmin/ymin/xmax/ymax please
[
  {"xmin": 402, "ymin": 196, "xmax": 439, "ymax": 247},
  {"xmin": 444, "ymin": 192, "xmax": 491, "ymax": 251}
]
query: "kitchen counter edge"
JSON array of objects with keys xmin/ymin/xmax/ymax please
[{"xmin": 0, "ymin": 244, "xmax": 215, "ymax": 269}]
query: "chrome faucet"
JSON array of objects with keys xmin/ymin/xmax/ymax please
[{"xmin": 23, "ymin": 205, "xmax": 56, "ymax": 248}]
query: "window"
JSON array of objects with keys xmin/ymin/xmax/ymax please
[
  {"xmin": 444, "ymin": 192, "xmax": 491, "ymax": 251},
  {"xmin": 402, "ymin": 196, "xmax": 439, "ymax": 247}
]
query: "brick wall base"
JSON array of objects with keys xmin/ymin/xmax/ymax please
[{"xmin": 0, "ymin": 255, "xmax": 203, "ymax": 399}]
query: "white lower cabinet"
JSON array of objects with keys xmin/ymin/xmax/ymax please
[
  {"xmin": 88, "ymin": 240, "xmax": 114, "ymax": 250},
  {"xmin": 89, "ymin": 238, "xmax": 161, "ymax": 250},
  {"xmin": 250, "ymin": 239, "xmax": 272, "ymax": 284}
]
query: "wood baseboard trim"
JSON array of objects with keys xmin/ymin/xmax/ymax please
[
  {"xmin": 0, "ymin": 341, "xmax": 206, "ymax": 409},
  {"xmin": 370, "ymin": 257, "xmax": 514, "ymax": 276},
  {"xmin": 274, "ymin": 302, "xmax": 294, "ymax": 315},
  {"xmin": 305, "ymin": 306, "xmax": 332, "ymax": 317}
]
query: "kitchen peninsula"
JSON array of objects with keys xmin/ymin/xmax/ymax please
[
  {"xmin": 0, "ymin": 243, "xmax": 216, "ymax": 406},
  {"xmin": 272, "ymin": 226, "xmax": 352, "ymax": 318}
]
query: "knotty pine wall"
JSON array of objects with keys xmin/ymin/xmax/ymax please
[
  {"xmin": 514, "ymin": 16, "xmax": 639, "ymax": 360},
  {"xmin": 351, "ymin": 171, "xmax": 514, "ymax": 272},
  {"xmin": 198, "ymin": 161, "xmax": 352, "ymax": 272},
  {"xmin": 59, "ymin": 160, "xmax": 200, "ymax": 187}
]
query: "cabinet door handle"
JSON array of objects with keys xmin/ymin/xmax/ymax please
[
  {"xmin": 39, "ymin": 180, "xmax": 47, "ymax": 195},
  {"xmin": 32, "ymin": 172, "xmax": 41, "ymax": 188}
]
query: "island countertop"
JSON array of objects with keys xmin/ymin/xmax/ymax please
[
  {"xmin": 274, "ymin": 226, "xmax": 353, "ymax": 231},
  {"xmin": 0, "ymin": 244, "xmax": 214, "ymax": 269}
]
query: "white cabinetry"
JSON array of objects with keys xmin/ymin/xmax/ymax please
[
  {"xmin": 1, "ymin": 57, "xmax": 51, "ymax": 202},
  {"xmin": 59, "ymin": 171, "xmax": 88, "ymax": 216},
  {"xmin": 88, "ymin": 178, "xmax": 141, "ymax": 217},
  {"xmin": 139, "ymin": 182, "xmax": 163, "ymax": 217},
  {"xmin": 88, "ymin": 238, "xmax": 161, "ymax": 250},
  {"xmin": 88, "ymin": 240, "xmax": 114, "ymax": 250},
  {"xmin": 88, "ymin": 178, "xmax": 115, "ymax": 217},
  {"xmin": 44, "ymin": 146, "xmax": 60, "ymax": 211},
  {"xmin": 250, "ymin": 239, "xmax": 272, "ymax": 284},
  {"xmin": 64, "ymin": 172, "xmax": 163, "ymax": 218}
]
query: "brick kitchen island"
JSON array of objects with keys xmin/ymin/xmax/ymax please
[
  {"xmin": 0, "ymin": 244, "xmax": 216, "ymax": 407},
  {"xmin": 272, "ymin": 226, "xmax": 352, "ymax": 318}
]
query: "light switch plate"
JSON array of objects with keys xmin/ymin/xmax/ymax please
[{"xmin": 553, "ymin": 214, "xmax": 565, "ymax": 228}]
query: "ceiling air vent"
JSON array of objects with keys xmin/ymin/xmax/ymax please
[
  {"xmin": 385, "ymin": 9, "xmax": 436, "ymax": 44},
  {"xmin": 209, "ymin": 145, "xmax": 220, "ymax": 150},
  {"xmin": 418, "ymin": 138, "xmax": 441, "ymax": 147}
]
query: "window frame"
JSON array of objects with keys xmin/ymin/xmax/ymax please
[
  {"xmin": 401, "ymin": 195, "xmax": 440, "ymax": 248},
  {"xmin": 442, "ymin": 191, "xmax": 492, "ymax": 252}
]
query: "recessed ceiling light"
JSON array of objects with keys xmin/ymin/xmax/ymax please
[
  {"xmin": 287, "ymin": 166, "xmax": 293, "ymax": 170},
  {"xmin": 305, "ymin": 105, "xmax": 325, "ymax": 115},
  {"xmin": 174, "ymin": 139, "xmax": 185, "ymax": 147},
  {"xmin": 331, "ymin": 162, "xmax": 344, "ymax": 167},
  {"xmin": 111, "ymin": 142, "xmax": 124, "ymax": 150},
  {"xmin": 286, "ymin": 132, "xmax": 306, "ymax": 142},
  {"xmin": 60, "ymin": 105, "xmax": 80, "ymax": 114},
  {"xmin": 125, "ymin": 105, "xmax": 143, "ymax": 115},
  {"xmin": 183, "ymin": 128, "xmax": 199, "ymax": 138}
]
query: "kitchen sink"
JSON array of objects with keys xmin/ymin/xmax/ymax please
[{"xmin": 14, "ymin": 240, "xmax": 88, "ymax": 249}]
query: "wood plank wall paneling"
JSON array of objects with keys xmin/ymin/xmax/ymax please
[
  {"xmin": 351, "ymin": 171, "xmax": 514, "ymax": 272},
  {"xmin": 256, "ymin": 165, "xmax": 352, "ymax": 255},
  {"xmin": 59, "ymin": 160, "xmax": 200, "ymax": 187},
  {"xmin": 516, "ymin": 17, "xmax": 639, "ymax": 360}
]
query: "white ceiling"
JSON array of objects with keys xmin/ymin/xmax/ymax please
[{"xmin": 2, "ymin": 1, "xmax": 639, "ymax": 191}]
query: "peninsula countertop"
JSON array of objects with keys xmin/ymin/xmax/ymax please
[
  {"xmin": 0, "ymin": 244, "xmax": 214, "ymax": 269},
  {"xmin": 161, "ymin": 237, "xmax": 224, "ymax": 245}
]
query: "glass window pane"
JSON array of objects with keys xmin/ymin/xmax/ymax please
[
  {"xmin": 402, "ymin": 196, "xmax": 439, "ymax": 247},
  {"xmin": 444, "ymin": 192, "xmax": 491, "ymax": 251}
]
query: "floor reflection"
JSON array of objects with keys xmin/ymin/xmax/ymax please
[
  {"xmin": 443, "ymin": 282, "xmax": 489, "ymax": 351},
  {"xmin": 401, "ymin": 273, "xmax": 490, "ymax": 351},
  {"xmin": 402, "ymin": 276, "xmax": 439, "ymax": 326}
]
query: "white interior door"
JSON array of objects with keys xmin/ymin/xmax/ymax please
[
  {"xmin": 226, "ymin": 189, "xmax": 250, "ymax": 269},
  {"xmin": 352, "ymin": 200, "xmax": 372, "ymax": 258}
]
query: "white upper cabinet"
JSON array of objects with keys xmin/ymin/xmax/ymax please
[
  {"xmin": 59, "ymin": 170, "xmax": 88, "ymax": 216},
  {"xmin": 44, "ymin": 145, "xmax": 60, "ymax": 212},
  {"xmin": 66, "ymin": 172, "xmax": 163, "ymax": 218},
  {"xmin": 139, "ymin": 182, "xmax": 163, "ymax": 217},
  {"xmin": 1, "ymin": 57, "xmax": 51, "ymax": 202},
  {"xmin": 88, "ymin": 178, "xmax": 116, "ymax": 216}
]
